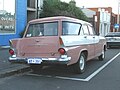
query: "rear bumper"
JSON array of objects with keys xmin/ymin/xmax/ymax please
[{"xmin": 9, "ymin": 55, "xmax": 71, "ymax": 65}]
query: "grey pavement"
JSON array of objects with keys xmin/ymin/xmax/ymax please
[{"xmin": 0, "ymin": 46, "xmax": 30, "ymax": 78}]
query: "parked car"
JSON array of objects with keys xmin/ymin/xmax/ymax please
[
  {"xmin": 105, "ymin": 32, "xmax": 120, "ymax": 48},
  {"xmin": 8, "ymin": 16, "xmax": 107, "ymax": 74}
]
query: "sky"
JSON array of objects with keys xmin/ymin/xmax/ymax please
[
  {"xmin": 0, "ymin": 0, "xmax": 118, "ymax": 14},
  {"xmin": 61, "ymin": 0, "xmax": 119, "ymax": 14},
  {"xmin": 0, "ymin": 0, "xmax": 15, "ymax": 15}
]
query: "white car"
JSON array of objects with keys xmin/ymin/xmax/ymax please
[{"xmin": 105, "ymin": 32, "xmax": 120, "ymax": 48}]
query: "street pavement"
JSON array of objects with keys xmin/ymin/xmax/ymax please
[
  {"xmin": 0, "ymin": 48, "xmax": 120, "ymax": 90},
  {"xmin": 0, "ymin": 46, "xmax": 30, "ymax": 78}
]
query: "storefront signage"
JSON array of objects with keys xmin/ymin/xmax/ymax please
[{"xmin": 0, "ymin": 0, "xmax": 15, "ymax": 34}]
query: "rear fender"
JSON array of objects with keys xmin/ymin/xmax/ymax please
[{"xmin": 67, "ymin": 46, "xmax": 88, "ymax": 65}]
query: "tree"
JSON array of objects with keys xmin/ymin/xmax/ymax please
[
  {"xmin": 69, "ymin": 0, "xmax": 76, "ymax": 6},
  {"xmin": 40, "ymin": 0, "xmax": 88, "ymax": 21}
]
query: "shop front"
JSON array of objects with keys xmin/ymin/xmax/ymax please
[{"xmin": 0, "ymin": 0, "xmax": 27, "ymax": 46}]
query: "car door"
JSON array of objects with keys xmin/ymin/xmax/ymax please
[
  {"xmin": 87, "ymin": 25, "xmax": 100, "ymax": 57},
  {"xmin": 82, "ymin": 24, "xmax": 95, "ymax": 60}
]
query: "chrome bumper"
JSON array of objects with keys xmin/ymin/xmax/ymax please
[{"xmin": 9, "ymin": 55, "xmax": 71, "ymax": 64}]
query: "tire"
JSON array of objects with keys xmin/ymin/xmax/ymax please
[
  {"xmin": 98, "ymin": 50, "xmax": 105, "ymax": 61},
  {"xmin": 74, "ymin": 53, "xmax": 86, "ymax": 74},
  {"xmin": 30, "ymin": 64, "xmax": 43, "ymax": 72}
]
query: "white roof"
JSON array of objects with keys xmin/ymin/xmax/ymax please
[{"xmin": 81, "ymin": 8, "xmax": 96, "ymax": 18}]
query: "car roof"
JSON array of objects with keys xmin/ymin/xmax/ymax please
[{"xmin": 28, "ymin": 16, "xmax": 92, "ymax": 26}]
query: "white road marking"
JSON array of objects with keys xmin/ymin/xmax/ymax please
[
  {"xmin": 85, "ymin": 52, "xmax": 120, "ymax": 81},
  {"xmin": 27, "ymin": 52, "xmax": 120, "ymax": 82},
  {"xmin": 55, "ymin": 76, "xmax": 88, "ymax": 82},
  {"xmin": 27, "ymin": 73, "xmax": 52, "ymax": 78}
]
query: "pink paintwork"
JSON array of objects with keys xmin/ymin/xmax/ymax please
[{"xmin": 9, "ymin": 16, "xmax": 107, "ymax": 73}]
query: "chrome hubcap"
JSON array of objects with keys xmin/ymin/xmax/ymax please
[
  {"xmin": 79, "ymin": 56, "xmax": 85, "ymax": 70},
  {"xmin": 102, "ymin": 51, "xmax": 105, "ymax": 59}
]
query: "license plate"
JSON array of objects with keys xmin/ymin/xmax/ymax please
[{"xmin": 27, "ymin": 58, "xmax": 42, "ymax": 64}]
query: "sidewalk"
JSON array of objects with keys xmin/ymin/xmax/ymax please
[
  {"xmin": 0, "ymin": 46, "xmax": 10, "ymax": 49},
  {"xmin": 0, "ymin": 47, "xmax": 30, "ymax": 78}
]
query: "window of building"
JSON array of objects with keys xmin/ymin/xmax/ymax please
[
  {"xmin": 0, "ymin": 0, "xmax": 15, "ymax": 34},
  {"xmin": 27, "ymin": 0, "xmax": 30, "ymax": 7},
  {"xmin": 27, "ymin": 0, "xmax": 35, "ymax": 8}
]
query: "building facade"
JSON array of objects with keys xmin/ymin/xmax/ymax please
[
  {"xmin": 98, "ymin": 8, "xmax": 111, "ymax": 36},
  {"xmin": 81, "ymin": 8, "xmax": 97, "ymax": 33},
  {"xmin": 88, "ymin": 7, "xmax": 117, "ymax": 36},
  {"xmin": 0, "ymin": 0, "xmax": 43, "ymax": 46},
  {"xmin": 0, "ymin": 0, "xmax": 27, "ymax": 46},
  {"xmin": 27, "ymin": 0, "xmax": 43, "ymax": 22}
]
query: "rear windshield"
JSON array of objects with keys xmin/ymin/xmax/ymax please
[
  {"xmin": 62, "ymin": 21, "xmax": 81, "ymax": 35},
  {"xmin": 105, "ymin": 32, "xmax": 120, "ymax": 37},
  {"xmin": 26, "ymin": 22, "xmax": 58, "ymax": 37}
]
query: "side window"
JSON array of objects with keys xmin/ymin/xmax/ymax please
[
  {"xmin": 62, "ymin": 22, "xmax": 81, "ymax": 35},
  {"xmin": 82, "ymin": 25, "xmax": 89, "ymax": 35},
  {"xmin": 88, "ymin": 25, "xmax": 95, "ymax": 35},
  {"xmin": 79, "ymin": 28, "xmax": 84, "ymax": 35},
  {"xmin": 44, "ymin": 23, "xmax": 58, "ymax": 36}
]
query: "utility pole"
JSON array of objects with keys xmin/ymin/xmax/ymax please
[
  {"xmin": 36, "ymin": 0, "xmax": 39, "ymax": 19},
  {"xmin": 117, "ymin": 0, "xmax": 120, "ymax": 32}
]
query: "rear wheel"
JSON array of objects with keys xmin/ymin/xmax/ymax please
[
  {"xmin": 74, "ymin": 53, "xmax": 86, "ymax": 74},
  {"xmin": 30, "ymin": 64, "xmax": 43, "ymax": 72},
  {"xmin": 98, "ymin": 50, "xmax": 105, "ymax": 61}
]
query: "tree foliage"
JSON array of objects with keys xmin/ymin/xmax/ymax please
[{"xmin": 40, "ymin": 0, "xmax": 88, "ymax": 21}]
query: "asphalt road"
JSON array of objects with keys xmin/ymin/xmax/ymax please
[
  {"xmin": 0, "ymin": 48, "xmax": 10, "ymax": 70},
  {"xmin": 0, "ymin": 48, "xmax": 120, "ymax": 90}
]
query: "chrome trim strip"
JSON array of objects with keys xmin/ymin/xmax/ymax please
[{"xmin": 9, "ymin": 57, "xmax": 71, "ymax": 62}]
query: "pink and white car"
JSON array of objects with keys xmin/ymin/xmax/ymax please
[{"xmin": 9, "ymin": 16, "xmax": 107, "ymax": 73}]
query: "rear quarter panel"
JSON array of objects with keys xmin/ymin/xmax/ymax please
[
  {"xmin": 94, "ymin": 36, "xmax": 106, "ymax": 57},
  {"xmin": 66, "ymin": 46, "xmax": 88, "ymax": 65}
]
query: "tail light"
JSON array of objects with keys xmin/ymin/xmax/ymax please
[
  {"xmin": 9, "ymin": 49, "xmax": 15, "ymax": 55},
  {"xmin": 58, "ymin": 48, "xmax": 66, "ymax": 55}
]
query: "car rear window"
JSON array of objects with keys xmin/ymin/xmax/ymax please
[
  {"xmin": 26, "ymin": 22, "xmax": 58, "ymax": 37},
  {"xmin": 62, "ymin": 21, "xmax": 81, "ymax": 35}
]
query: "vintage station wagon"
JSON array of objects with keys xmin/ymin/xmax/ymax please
[{"xmin": 9, "ymin": 16, "xmax": 107, "ymax": 73}]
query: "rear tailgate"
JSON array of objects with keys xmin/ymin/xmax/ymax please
[{"xmin": 16, "ymin": 36, "xmax": 60, "ymax": 58}]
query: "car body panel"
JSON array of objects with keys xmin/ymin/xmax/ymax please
[
  {"xmin": 105, "ymin": 32, "xmax": 120, "ymax": 48},
  {"xmin": 9, "ymin": 16, "xmax": 106, "ymax": 66}
]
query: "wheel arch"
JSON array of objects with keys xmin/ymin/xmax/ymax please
[
  {"xmin": 67, "ymin": 48, "xmax": 88, "ymax": 66},
  {"xmin": 104, "ymin": 44, "xmax": 107, "ymax": 51},
  {"xmin": 73, "ymin": 50, "xmax": 88, "ymax": 74},
  {"xmin": 79, "ymin": 50, "xmax": 88, "ymax": 61}
]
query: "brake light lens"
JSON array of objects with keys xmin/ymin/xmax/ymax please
[
  {"xmin": 58, "ymin": 48, "xmax": 66, "ymax": 55},
  {"xmin": 9, "ymin": 49, "xmax": 15, "ymax": 55}
]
